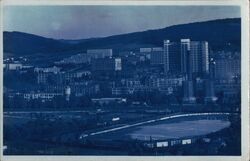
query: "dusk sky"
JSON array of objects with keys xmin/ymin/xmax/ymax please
[{"xmin": 3, "ymin": 5, "xmax": 240, "ymax": 40}]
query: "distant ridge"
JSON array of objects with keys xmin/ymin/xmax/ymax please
[{"xmin": 4, "ymin": 18, "xmax": 241, "ymax": 58}]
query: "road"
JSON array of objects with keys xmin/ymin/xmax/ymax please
[{"xmin": 3, "ymin": 110, "xmax": 89, "ymax": 114}]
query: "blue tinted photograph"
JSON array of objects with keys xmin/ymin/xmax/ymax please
[{"xmin": 3, "ymin": 5, "xmax": 241, "ymax": 155}]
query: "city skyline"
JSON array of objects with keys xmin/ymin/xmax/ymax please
[
  {"xmin": 3, "ymin": 37, "xmax": 242, "ymax": 155},
  {"xmin": 4, "ymin": 5, "xmax": 240, "ymax": 39}
]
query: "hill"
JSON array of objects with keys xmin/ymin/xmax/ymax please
[{"xmin": 3, "ymin": 18, "xmax": 241, "ymax": 59}]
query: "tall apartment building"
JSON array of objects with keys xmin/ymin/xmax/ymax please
[
  {"xmin": 180, "ymin": 39, "xmax": 196, "ymax": 103},
  {"xmin": 163, "ymin": 40, "xmax": 181, "ymax": 75},
  {"xmin": 163, "ymin": 39, "xmax": 209, "ymax": 103},
  {"xmin": 189, "ymin": 40, "xmax": 209, "ymax": 75},
  {"xmin": 164, "ymin": 39, "xmax": 209, "ymax": 77}
]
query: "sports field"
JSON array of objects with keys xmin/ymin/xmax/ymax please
[
  {"xmin": 87, "ymin": 117, "xmax": 231, "ymax": 141},
  {"xmin": 128, "ymin": 119, "xmax": 230, "ymax": 140}
]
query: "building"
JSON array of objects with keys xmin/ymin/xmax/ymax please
[
  {"xmin": 36, "ymin": 70, "xmax": 90, "ymax": 85},
  {"xmin": 140, "ymin": 48, "xmax": 153, "ymax": 53},
  {"xmin": 214, "ymin": 82, "xmax": 240, "ymax": 104},
  {"xmin": 111, "ymin": 79, "xmax": 142, "ymax": 95},
  {"xmin": 148, "ymin": 76, "xmax": 184, "ymax": 93},
  {"xmin": 143, "ymin": 137, "xmax": 197, "ymax": 149},
  {"xmin": 37, "ymin": 72, "xmax": 50, "ymax": 84},
  {"xmin": 182, "ymin": 80, "xmax": 196, "ymax": 104},
  {"xmin": 214, "ymin": 57, "xmax": 240, "ymax": 80},
  {"xmin": 34, "ymin": 66, "xmax": 61, "ymax": 74},
  {"xmin": 140, "ymin": 47, "xmax": 163, "ymax": 53},
  {"xmin": 112, "ymin": 87, "xmax": 135, "ymax": 95},
  {"xmin": 113, "ymin": 86, "xmax": 154, "ymax": 95},
  {"xmin": 92, "ymin": 57, "xmax": 122, "ymax": 72},
  {"xmin": 70, "ymin": 82, "xmax": 100, "ymax": 97},
  {"xmin": 204, "ymin": 79, "xmax": 217, "ymax": 103},
  {"xmin": 56, "ymin": 53, "xmax": 91, "ymax": 64},
  {"xmin": 163, "ymin": 39, "xmax": 209, "ymax": 76},
  {"xmin": 189, "ymin": 41, "xmax": 209, "ymax": 75},
  {"xmin": 56, "ymin": 49, "xmax": 114, "ymax": 65},
  {"xmin": 125, "ymin": 54, "xmax": 140, "ymax": 65},
  {"xmin": 163, "ymin": 39, "xmax": 209, "ymax": 103},
  {"xmin": 42, "ymin": 81, "xmax": 100, "ymax": 97},
  {"xmin": 91, "ymin": 98, "xmax": 126, "ymax": 106},
  {"xmin": 180, "ymin": 39, "xmax": 209, "ymax": 76},
  {"xmin": 164, "ymin": 40, "xmax": 181, "ymax": 74},
  {"xmin": 150, "ymin": 48, "xmax": 164, "ymax": 65},
  {"xmin": 139, "ymin": 47, "xmax": 163, "ymax": 62},
  {"xmin": 87, "ymin": 49, "xmax": 113, "ymax": 59},
  {"xmin": 118, "ymin": 51, "xmax": 134, "ymax": 57},
  {"xmin": 4, "ymin": 63, "xmax": 23, "ymax": 71},
  {"xmin": 180, "ymin": 39, "xmax": 196, "ymax": 104},
  {"xmin": 111, "ymin": 79, "xmax": 141, "ymax": 89},
  {"xmin": 23, "ymin": 92, "xmax": 63, "ymax": 100},
  {"xmin": 65, "ymin": 86, "xmax": 71, "ymax": 101},
  {"xmin": 204, "ymin": 59, "xmax": 217, "ymax": 103}
]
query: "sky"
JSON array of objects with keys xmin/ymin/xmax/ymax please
[{"xmin": 3, "ymin": 5, "xmax": 240, "ymax": 40}]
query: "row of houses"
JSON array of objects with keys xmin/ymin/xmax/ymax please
[{"xmin": 143, "ymin": 136, "xmax": 213, "ymax": 149}]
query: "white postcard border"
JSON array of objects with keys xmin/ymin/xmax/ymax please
[{"xmin": 0, "ymin": 0, "xmax": 249, "ymax": 161}]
